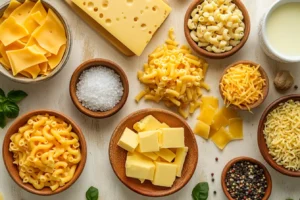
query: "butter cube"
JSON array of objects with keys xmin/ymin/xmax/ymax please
[
  {"xmin": 133, "ymin": 115, "xmax": 165, "ymax": 132},
  {"xmin": 173, "ymin": 147, "xmax": 188, "ymax": 177},
  {"xmin": 152, "ymin": 162, "xmax": 177, "ymax": 187},
  {"xmin": 138, "ymin": 130, "xmax": 160, "ymax": 152},
  {"xmin": 126, "ymin": 152, "xmax": 155, "ymax": 181},
  {"xmin": 136, "ymin": 145, "xmax": 159, "ymax": 161},
  {"xmin": 155, "ymin": 148, "xmax": 176, "ymax": 162},
  {"xmin": 160, "ymin": 128, "xmax": 185, "ymax": 148},
  {"xmin": 117, "ymin": 128, "xmax": 139, "ymax": 152}
]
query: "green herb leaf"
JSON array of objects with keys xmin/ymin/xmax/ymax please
[
  {"xmin": 0, "ymin": 112, "xmax": 5, "ymax": 128},
  {"xmin": 7, "ymin": 90, "xmax": 27, "ymax": 103},
  {"xmin": 192, "ymin": 182, "xmax": 209, "ymax": 200},
  {"xmin": 0, "ymin": 88, "xmax": 6, "ymax": 103},
  {"xmin": 286, "ymin": 198, "xmax": 294, "ymax": 200},
  {"xmin": 86, "ymin": 186, "xmax": 99, "ymax": 200},
  {"xmin": 3, "ymin": 101, "xmax": 19, "ymax": 118}
]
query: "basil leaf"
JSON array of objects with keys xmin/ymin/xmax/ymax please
[
  {"xmin": 86, "ymin": 186, "xmax": 99, "ymax": 200},
  {"xmin": 0, "ymin": 88, "xmax": 6, "ymax": 103},
  {"xmin": 0, "ymin": 112, "xmax": 5, "ymax": 128},
  {"xmin": 192, "ymin": 182, "xmax": 209, "ymax": 200},
  {"xmin": 3, "ymin": 101, "xmax": 19, "ymax": 118},
  {"xmin": 7, "ymin": 90, "xmax": 28, "ymax": 103}
]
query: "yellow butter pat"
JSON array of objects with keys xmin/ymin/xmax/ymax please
[
  {"xmin": 126, "ymin": 152, "xmax": 155, "ymax": 181},
  {"xmin": 173, "ymin": 147, "xmax": 188, "ymax": 177},
  {"xmin": 152, "ymin": 162, "xmax": 177, "ymax": 187},
  {"xmin": 229, "ymin": 118, "xmax": 243, "ymax": 140},
  {"xmin": 133, "ymin": 115, "xmax": 165, "ymax": 132},
  {"xmin": 138, "ymin": 130, "xmax": 160, "ymax": 152},
  {"xmin": 194, "ymin": 120, "xmax": 210, "ymax": 139},
  {"xmin": 136, "ymin": 145, "xmax": 159, "ymax": 161},
  {"xmin": 155, "ymin": 148, "xmax": 176, "ymax": 162},
  {"xmin": 117, "ymin": 128, "xmax": 139, "ymax": 152},
  {"xmin": 160, "ymin": 128, "xmax": 185, "ymax": 148}
]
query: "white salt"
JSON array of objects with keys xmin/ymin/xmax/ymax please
[{"xmin": 76, "ymin": 66, "xmax": 124, "ymax": 112}]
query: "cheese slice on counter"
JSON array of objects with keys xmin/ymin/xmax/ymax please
[
  {"xmin": 152, "ymin": 162, "xmax": 177, "ymax": 187},
  {"xmin": 10, "ymin": 0, "xmax": 35, "ymax": 24},
  {"xmin": 211, "ymin": 109, "xmax": 229, "ymax": 131},
  {"xmin": 155, "ymin": 148, "xmax": 176, "ymax": 162},
  {"xmin": 126, "ymin": 152, "xmax": 155, "ymax": 181},
  {"xmin": 117, "ymin": 128, "xmax": 139, "ymax": 152},
  {"xmin": 71, "ymin": 0, "xmax": 172, "ymax": 56},
  {"xmin": 211, "ymin": 127, "xmax": 233, "ymax": 150},
  {"xmin": 197, "ymin": 104, "xmax": 217, "ymax": 125},
  {"xmin": 194, "ymin": 120, "xmax": 210, "ymax": 139},
  {"xmin": 229, "ymin": 118, "xmax": 243, "ymax": 140},
  {"xmin": 173, "ymin": 147, "xmax": 188, "ymax": 177},
  {"xmin": 33, "ymin": 9, "xmax": 66, "ymax": 55},
  {"xmin": 0, "ymin": 17, "xmax": 29, "ymax": 46},
  {"xmin": 2, "ymin": 0, "xmax": 21, "ymax": 19}
]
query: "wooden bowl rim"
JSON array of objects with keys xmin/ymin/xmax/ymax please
[
  {"xmin": 0, "ymin": 0, "xmax": 72, "ymax": 84},
  {"xmin": 69, "ymin": 58, "xmax": 129, "ymax": 118},
  {"xmin": 108, "ymin": 108, "xmax": 198, "ymax": 197},
  {"xmin": 219, "ymin": 60, "xmax": 269, "ymax": 110},
  {"xmin": 2, "ymin": 109, "xmax": 87, "ymax": 195},
  {"xmin": 221, "ymin": 156, "xmax": 272, "ymax": 200},
  {"xmin": 257, "ymin": 94, "xmax": 300, "ymax": 177},
  {"xmin": 184, "ymin": 0, "xmax": 251, "ymax": 59}
]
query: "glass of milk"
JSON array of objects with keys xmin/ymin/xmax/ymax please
[{"xmin": 259, "ymin": 0, "xmax": 300, "ymax": 63}]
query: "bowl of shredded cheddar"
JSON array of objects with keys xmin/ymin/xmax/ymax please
[
  {"xmin": 0, "ymin": 0, "xmax": 71, "ymax": 83},
  {"xmin": 2, "ymin": 110, "xmax": 87, "ymax": 195},
  {"xmin": 219, "ymin": 60, "xmax": 269, "ymax": 111}
]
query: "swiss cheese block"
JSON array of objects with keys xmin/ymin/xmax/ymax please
[
  {"xmin": 160, "ymin": 128, "xmax": 185, "ymax": 148},
  {"xmin": 197, "ymin": 104, "xmax": 217, "ymax": 125},
  {"xmin": 117, "ymin": 128, "xmax": 139, "ymax": 152},
  {"xmin": 7, "ymin": 45, "xmax": 47, "ymax": 75},
  {"xmin": 71, "ymin": 0, "xmax": 172, "ymax": 56},
  {"xmin": 0, "ymin": 17, "xmax": 29, "ymax": 46},
  {"xmin": 133, "ymin": 115, "xmax": 164, "ymax": 132},
  {"xmin": 155, "ymin": 148, "xmax": 176, "ymax": 162},
  {"xmin": 10, "ymin": 0, "xmax": 35, "ymax": 24},
  {"xmin": 33, "ymin": 9, "xmax": 66, "ymax": 55},
  {"xmin": 229, "ymin": 118, "xmax": 243, "ymax": 140},
  {"xmin": 2, "ymin": 0, "xmax": 21, "ymax": 19},
  {"xmin": 136, "ymin": 145, "xmax": 159, "ymax": 161},
  {"xmin": 138, "ymin": 130, "xmax": 160, "ymax": 152},
  {"xmin": 211, "ymin": 127, "xmax": 233, "ymax": 150},
  {"xmin": 173, "ymin": 147, "xmax": 188, "ymax": 177},
  {"xmin": 194, "ymin": 120, "xmax": 210, "ymax": 139},
  {"xmin": 152, "ymin": 162, "xmax": 177, "ymax": 187},
  {"xmin": 126, "ymin": 152, "xmax": 155, "ymax": 181}
]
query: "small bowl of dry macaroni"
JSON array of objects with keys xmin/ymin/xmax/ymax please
[
  {"xmin": 2, "ymin": 110, "xmax": 87, "ymax": 195},
  {"xmin": 184, "ymin": 0, "xmax": 250, "ymax": 59}
]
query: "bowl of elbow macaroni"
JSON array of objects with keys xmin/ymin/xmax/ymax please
[
  {"xmin": 184, "ymin": 0, "xmax": 251, "ymax": 59},
  {"xmin": 2, "ymin": 110, "xmax": 87, "ymax": 195}
]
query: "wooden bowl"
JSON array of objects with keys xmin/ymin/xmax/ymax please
[
  {"xmin": 258, "ymin": 94, "xmax": 300, "ymax": 177},
  {"xmin": 0, "ymin": 0, "xmax": 72, "ymax": 84},
  {"xmin": 221, "ymin": 157, "xmax": 272, "ymax": 200},
  {"xmin": 219, "ymin": 60, "xmax": 269, "ymax": 110},
  {"xmin": 109, "ymin": 108, "xmax": 198, "ymax": 197},
  {"xmin": 69, "ymin": 58, "xmax": 129, "ymax": 118},
  {"xmin": 2, "ymin": 110, "xmax": 87, "ymax": 195},
  {"xmin": 184, "ymin": 0, "xmax": 250, "ymax": 59}
]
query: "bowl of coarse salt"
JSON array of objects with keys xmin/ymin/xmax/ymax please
[{"xmin": 69, "ymin": 58, "xmax": 129, "ymax": 118}]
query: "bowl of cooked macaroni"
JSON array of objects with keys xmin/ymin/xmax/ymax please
[
  {"xmin": 184, "ymin": 0, "xmax": 250, "ymax": 59},
  {"xmin": 2, "ymin": 110, "xmax": 87, "ymax": 195}
]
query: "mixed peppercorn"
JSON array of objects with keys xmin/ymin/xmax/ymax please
[{"xmin": 225, "ymin": 161, "xmax": 268, "ymax": 200}]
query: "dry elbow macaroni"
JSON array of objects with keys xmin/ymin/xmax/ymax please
[
  {"xmin": 9, "ymin": 114, "xmax": 82, "ymax": 191},
  {"xmin": 188, "ymin": 0, "xmax": 245, "ymax": 53},
  {"xmin": 136, "ymin": 28, "xmax": 209, "ymax": 118}
]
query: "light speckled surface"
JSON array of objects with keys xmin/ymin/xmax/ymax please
[{"xmin": 0, "ymin": 0, "xmax": 299, "ymax": 199}]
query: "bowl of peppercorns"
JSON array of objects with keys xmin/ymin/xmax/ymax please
[{"xmin": 221, "ymin": 157, "xmax": 272, "ymax": 200}]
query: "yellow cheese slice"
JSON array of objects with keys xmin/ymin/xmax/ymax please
[
  {"xmin": 7, "ymin": 45, "xmax": 48, "ymax": 75},
  {"xmin": 211, "ymin": 109, "xmax": 229, "ymax": 131},
  {"xmin": 0, "ymin": 16, "xmax": 29, "ymax": 46},
  {"xmin": 31, "ymin": 11, "xmax": 45, "ymax": 25},
  {"xmin": 200, "ymin": 96, "xmax": 219, "ymax": 110},
  {"xmin": 19, "ymin": 70, "xmax": 32, "ymax": 78},
  {"xmin": 0, "ymin": 18, "xmax": 5, "ymax": 24},
  {"xmin": 0, "ymin": 40, "xmax": 26, "ymax": 69},
  {"xmin": 24, "ymin": 0, "xmax": 47, "ymax": 31},
  {"xmin": 197, "ymin": 105, "xmax": 217, "ymax": 125},
  {"xmin": 194, "ymin": 120, "xmax": 210, "ymax": 139},
  {"xmin": 221, "ymin": 107, "xmax": 240, "ymax": 120},
  {"xmin": 0, "ymin": 57, "xmax": 10, "ymax": 70},
  {"xmin": 48, "ymin": 44, "xmax": 66, "ymax": 69},
  {"xmin": 33, "ymin": 9, "xmax": 66, "ymax": 55},
  {"xmin": 30, "ymin": 0, "xmax": 47, "ymax": 19},
  {"xmin": 229, "ymin": 118, "xmax": 243, "ymax": 140},
  {"xmin": 26, "ymin": 36, "xmax": 48, "ymax": 54},
  {"xmin": 23, "ymin": 65, "xmax": 41, "ymax": 79},
  {"xmin": 10, "ymin": 0, "xmax": 35, "ymax": 24},
  {"xmin": 39, "ymin": 62, "xmax": 48, "ymax": 74},
  {"xmin": 211, "ymin": 127, "xmax": 233, "ymax": 150},
  {"xmin": 23, "ymin": 14, "xmax": 40, "ymax": 34},
  {"xmin": 2, "ymin": 0, "xmax": 22, "ymax": 19}
]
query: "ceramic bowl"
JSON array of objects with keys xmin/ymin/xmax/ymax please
[
  {"xmin": 184, "ymin": 0, "xmax": 250, "ymax": 59},
  {"xmin": 69, "ymin": 58, "xmax": 129, "ymax": 118},
  {"xmin": 0, "ymin": 0, "xmax": 71, "ymax": 83},
  {"xmin": 219, "ymin": 60, "xmax": 269, "ymax": 110},
  {"xmin": 258, "ymin": 94, "xmax": 300, "ymax": 177},
  {"xmin": 2, "ymin": 110, "xmax": 87, "ymax": 195},
  {"xmin": 109, "ymin": 108, "xmax": 198, "ymax": 197},
  {"xmin": 221, "ymin": 157, "xmax": 272, "ymax": 200}
]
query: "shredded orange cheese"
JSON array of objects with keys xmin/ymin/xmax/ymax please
[{"xmin": 220, "ymin": 64, "xmax": 266, "ymax": 110}]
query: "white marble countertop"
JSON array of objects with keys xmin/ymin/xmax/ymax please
[{"xmin": 0, "ymin": 0, "xmax": 299, "ymax": 199}]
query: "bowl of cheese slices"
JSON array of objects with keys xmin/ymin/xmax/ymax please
[
  {"xmin": 109, "ymin": 109, "xmax": 198, "ymax": 197},
  {"xmin": 0, "ymin": 0, "xmax": 71, "ymax": 83}
]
